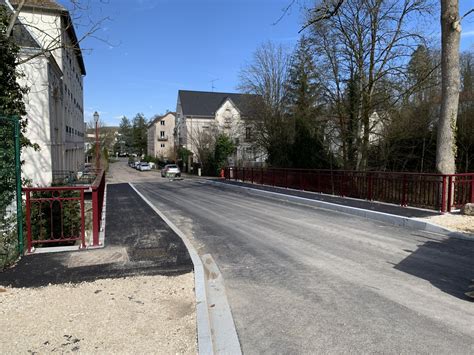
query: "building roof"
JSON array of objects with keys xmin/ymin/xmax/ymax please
[
  {"xmin": 147, "ymin": 112, "xmax": 176, "ymax": 128},
  {"xmin": 1, "ymin": 0, "xmax": 39, "ymax": 48},
  {"xmin": 10, "ymin": 0, "xmax": 65, "ymax": 11},
  {"xmin": 178, "ymin": 90, "xmax": 257, "ymax": 117},
  {"xmin": 9, "ymin": 0, "xmax": 86, "ymax": 75}
]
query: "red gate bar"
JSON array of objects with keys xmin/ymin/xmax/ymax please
[{"xmin": 24, "ymin": 169, "xmax": 106, "ymax": 253}]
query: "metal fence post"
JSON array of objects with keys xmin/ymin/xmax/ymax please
[
  {"xmin": 470, "ymin": 175, "xmax": 474, "ymax": 203},
  {"xmin": 447, "ymin": 175, "xmax": 453, "ymax": 213},
  {"xmin": 401, "ymin": 174, "xmax": 408, "ymax": 206},
  {"xmin": 25, "ymin": 190, "xmax": 32, "ymax": 253},
  {"xmin": 92, "ymin": 185, "xmax": 100, "ymax": 247},
  {"xmin": 13, "ymin": 117, "xmax": 23, "ymax": 254},
  {"xmin": 441, "ymin": 176, "xmax": 447, "ymax": 213},
  {"xmin": 367, "ymin": 173, "xmax": 373, "ymax": 201},
  {"xmin": 80, "ymin": 189, "xmax": 86, "ymax": 249}
]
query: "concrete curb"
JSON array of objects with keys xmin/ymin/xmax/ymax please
[
  {"xmin": 207, "ymin": 180, "xmax": 473, "ymax": 241},
  {"xmin": 201, "ymin": 254, "xmax": 242, "ymax": 355},
  {"xmin": 129, "ymin": 183, "xmax": 241, "ymax": 355}
]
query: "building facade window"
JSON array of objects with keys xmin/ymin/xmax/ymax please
[
  {"xmin": 245, "ymin": 127, "xmax": 251, "ymax": 140},
  {"xmin": 160, "ymin": 120, "xmax": 165, "ymax": 126},
  {"xmin": 160, "ymin": 131, "xmax": 165, "ymax": 138},
  {"xmin": 161, "ymin": 144, "xmax": 165, "ymax": 148}
]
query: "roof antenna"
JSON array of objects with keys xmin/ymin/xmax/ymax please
[{"xmin": 210, "ymin": 78, "xmax": 219, "ymax": 92}]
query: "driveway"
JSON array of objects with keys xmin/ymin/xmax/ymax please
[{"xmin": 134, "ymin": 177, "xmax": 474, "ymax": 354}]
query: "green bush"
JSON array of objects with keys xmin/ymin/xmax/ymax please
[{"xmin": 0, "ymin": 213, "xmax": 19, "ymax": 270}]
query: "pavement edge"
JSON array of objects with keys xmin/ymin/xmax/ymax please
[
  {"xmin": 207, "ymin": 180, "xmax": 473, "ymax": 241},
  {"xmin": 129, "ymin": 183, "xmax": 241, "ymax": 355}
]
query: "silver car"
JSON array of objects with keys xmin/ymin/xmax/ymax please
[
  {"xmin": 138, "ymin": 162, "xmax": 151, "ymax": 171},
  {"xmin": 161, "ymin": 164, "xmax": 181, "ymax": 177}
]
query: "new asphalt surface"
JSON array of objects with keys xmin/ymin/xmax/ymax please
[
  {"xmin": 135, "ymin": 178, "xmax": 474, "ymax": 354},
  {"xmin": 0, "ymin": 183, "xmax": 192, "ymax": 287}
]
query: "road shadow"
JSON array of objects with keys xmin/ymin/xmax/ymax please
[{"xmin": 394, "ymin": 234, "xmax": 474, "ymax": 301}]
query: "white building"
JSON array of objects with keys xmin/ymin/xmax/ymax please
[
  {"xmin": 8, "ymin": 0, "xmax": 86, "ymax": 186},
  {"xmin": 147, "ymin": 112, "xmax": 176, "ymax": 160},
  {"xmin": 175, "ymin": 90, "xmax": 265, "ymax": 168}
]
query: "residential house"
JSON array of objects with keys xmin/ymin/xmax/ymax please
[
  {"xmin": 85, "ymin": 126, "xmax": 119, "ymax": 162},
  {"xmin": 7, "ymin": 0, "xmax": 86, "ymax": 186},
  {"xmin": 175, "ymin": 90, "xmax": 264, "ymax": 169},
  {"xmin": 147, "ymin": 112, "xmax": 176, "ymax": 160}
]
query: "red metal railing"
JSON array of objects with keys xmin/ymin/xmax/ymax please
[
  {"xmin": 24, "ymin": 169, "xmax": 106, "ymax": 253},
  {"xmin": 224, "ymin": 167, "xmax": 474, "ymax": 212},
  {"xmin": 91, "ymin": 169, "xmax": 106, "ymax": 247}
]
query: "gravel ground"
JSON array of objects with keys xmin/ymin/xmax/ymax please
[
  {"xmin": 0, "ymin": 273, "xmax": 196, "ymax": 354},
  {"xmin": 424, "ymin": 213, "xmax": 474, "ymax": 235}
]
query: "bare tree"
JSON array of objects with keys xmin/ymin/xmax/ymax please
[
  {"xmin": 295, "ymin": 0, "xmax": 473, "ymax": 173},
  {"xmin": 85, "ymin": 119, "xmax": 117, "ymax": 155},
  {"xmin": 435, "ymin": 0, "xmax": 472, "ymax": 174},
  {"xmin": 307, "ymin": 0, "xmax": 432, "ymax": 169},
  {"xmin": 188, "ymin": 123, "xmax": 219, "ymax": 172},
  {"xmin": 238, "ymin": 41, "xmax": 291, "ymax": 166}
]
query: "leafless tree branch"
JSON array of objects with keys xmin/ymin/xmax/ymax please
[{"xmin": 299, "ymin": 0, "xmax": 345, "ymax": 33}]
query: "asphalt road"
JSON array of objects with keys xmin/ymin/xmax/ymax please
[{"xmin": 129, "ymin": 167, "xmax": 474, "ymax": 353}]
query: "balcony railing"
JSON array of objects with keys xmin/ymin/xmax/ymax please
[
  {"xmin": 157, "ymin": 136, "xmax": 169, "ymax": 141},
  {"xmin": 224, "ymin": 167, "xmax": 474, "ymax": 213}
]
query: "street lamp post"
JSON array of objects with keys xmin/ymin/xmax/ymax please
[{"xmin": 93, "ymin": 111, "xmax": 100, "ymax": 170}]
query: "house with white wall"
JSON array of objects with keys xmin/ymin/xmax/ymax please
[
  {"xmin": 147, "ymin": 112, "xmax": 176, "ymax": 160},
  {"xmin": 175, "ymin": 90, "xmax": 264, "ymax": 169},
  {"xmin": 7, "ymin": 0, "xmax": 86, "ymax": 186}
]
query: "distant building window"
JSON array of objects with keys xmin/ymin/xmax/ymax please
[
  {"xmin": 224, "ymin": 108, "xmax": 232, "ymax": 122},
  {"xmin": 245, "ymin": 127, "xmax": 251, "ymax": 140},
  {"xmin": 160, "ymin": 121, "xmax": 165, "ymax": 126},
  {"xmin": 161, "ymin": 144, "xmax": 165, "ymax": 148},
  {"xmin": 160, "ymin": 131, "xmax": 165, "ymax": 138}
]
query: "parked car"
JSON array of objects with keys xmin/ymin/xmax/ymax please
[
  {"xmin": 138, "ymin": 162, "xmax": 151, "ymax": 171},
  {"xmin": 133, "ymin": 161, "xmax": 141, "ymax": 169},
  {"xmin": 161, "ymin": 164, "xmax": 181, "ymax": 177}
]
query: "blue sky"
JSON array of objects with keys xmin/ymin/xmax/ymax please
[
  {"xmin": 78, "ymin": 0, "xmax": 302, "ymax": 125},
  {"xmin": 74, "ymin": 0, "xmax": 474, "ymax": 126}
]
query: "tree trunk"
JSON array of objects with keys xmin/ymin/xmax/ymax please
[{"xmin": 437, "ymin": 0, "xmax": 461, "ymax": 175}]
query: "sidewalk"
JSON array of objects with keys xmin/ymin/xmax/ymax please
[
  {"xmin": 0, "ymin": 183, "xmax": 193, "ymax": 287},
  {"xmin": 218, "ymin": 179, "xmax": 439, "ymax": 218}
]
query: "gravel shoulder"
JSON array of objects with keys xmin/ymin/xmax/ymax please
[
  {"xmin": 423, "ymin": 213, "xmax": 474, "ymax": 235},
  {"xmin": 0, "ymin": 273, "xmax": 196, "ymax": 354},
  {"xmin": 0, "ymin": 161, "xmax": 197, "ymax": 354}
]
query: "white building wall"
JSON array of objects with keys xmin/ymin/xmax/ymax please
[
  {"xmin": 18, "ymin": 55, "xmax": 53, "ymax": 186},
  {"xmin": 17, "ymin": 9, "xmax": 85, "ymax": 179},
  {"xmin": 16, "ymin": 12, "xmax": 62, "ymax": 68},
  {"xmin": 177, "ymin": 96, "xmax": 265, "ymax": 167}
]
